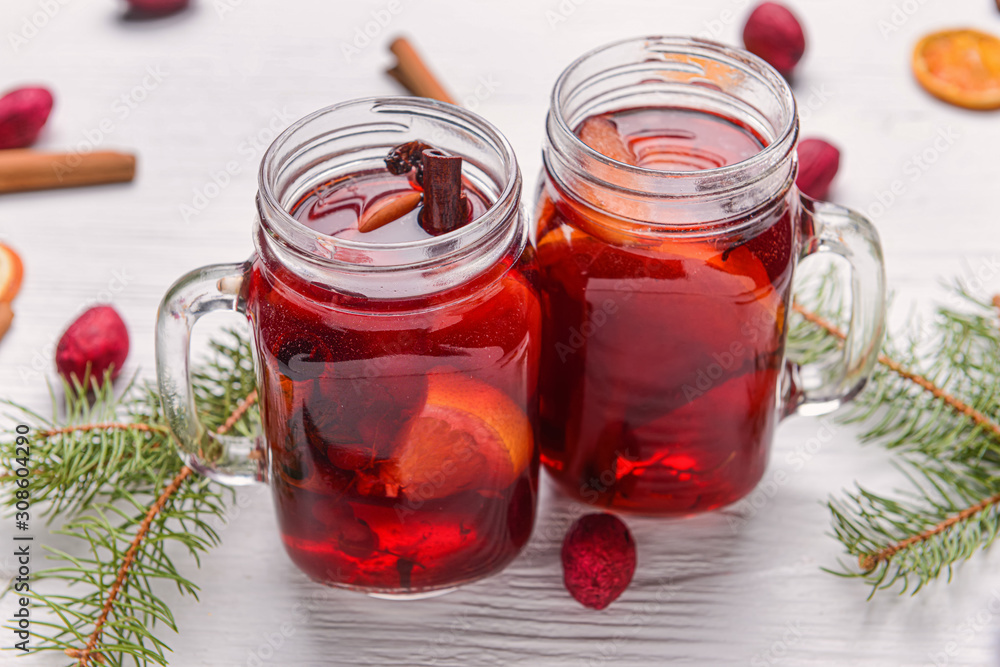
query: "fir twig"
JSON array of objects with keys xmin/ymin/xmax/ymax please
[
  {"xmin": 791, "ymin": 278, "xmax": 1000, "ymax": 595},
  {"xmin": 858, "ymin": 490, "xmax": 1000, "ymax": 572},
  {"xmin": 71, "ymin": 384, "xmax": 257, "ymax": 667},
  {"xmin": 38, "ymin": 423, "xmax": 169, "ymax": 438},
  {"xmin": 1, "ymin": 329, "xmax": 258, "ymax": 665},
  {"xmin": 792, "ymin": 302, "xmax": 1000, "ymax": 441},
  {"xmin": 217, "ymin": 390, "xmax": 257, "ymax": 436},
  {"xmin": 72, "ymin": 467, "xmax": 193, "ymax": 667}
]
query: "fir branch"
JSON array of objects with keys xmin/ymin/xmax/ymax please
[
  {"xmin": 792, "ymin": 302, "xmax": 1000, "ymax": 442},
  {"xmin": 38, "ymin": 423, "xmax": 169, "ymax": 438},
  {"xmin": 71, "ymin": 466, "xmax": 193, "ymax": 666},
  {"xmin": 791, "ymin": 280, "xmax": 1000, "ymax": 595},
  {"xmin": 858, "ymin": 489, "xmax": 1000, "ymax": 572},
  {"xmin": 217, "ymin": 390, "xmax": 258, "ymax": 437},
  {"xmin": 1, "ymin": 329, "xmax": 257, "ymax": 666}
]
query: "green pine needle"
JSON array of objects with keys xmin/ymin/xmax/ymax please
[
  {"xmin": 0, "ymin": 331, "xmax": 255, "ymax": 666},
  {"xmin": 790, "ymin": 276, "xmax": 1000, "ymax": 596},
  {"xmin": 2, "ymin": 274, "xmax": 1000, "ymax": 667}
]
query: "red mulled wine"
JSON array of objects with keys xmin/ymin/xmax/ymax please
[
  {"xmin": 536, "ymin": 106, "xmax": 795, "ymax": 513},
  {"xmin": 249, "ymin": 160, "xmax": 541, "ymax": 593}
]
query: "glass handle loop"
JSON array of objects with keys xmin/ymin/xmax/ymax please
[
  {"xmin": 155, "ymin": 261, "xmax": 261, "ymax": 485},
  {"xmin": 784, "ymin": 195, "xmax": 887, "ymax": 417}
]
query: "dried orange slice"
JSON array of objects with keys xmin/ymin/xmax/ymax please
[
  {"xmin": 913, "ymin": 29, "xmax": 1000, "ymax": 110},
  {"xmin": 0, "ymin": 243, "xmax": 23, "ymax": 302},
  {"xmin": 382, "ymin": 373, "xmax": 533, "ymax": 500}
]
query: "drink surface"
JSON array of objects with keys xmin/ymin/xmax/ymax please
[
  {"xmin": 249, "ymin": 169, "xmax": 541, "ymax": 593},
  {"xmin": 601, "ymin": 107, "xmax": 764, "ymax": 171},
  {"xmin": 289, "ymin": 169, "xmax": 491, "ymax": 244},
  {"xmin": 536, "ymin": 107, "xmax": 796, "ymax": 513}
]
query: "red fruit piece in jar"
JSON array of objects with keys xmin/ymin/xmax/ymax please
[
  {"xmin": 561, "ymin": 512, "xmax": 637, "ymax": 610},
  {"xmin": 0, "ymin": 86, "xmax": 54, "ymax": 150},
  {"xmin": 55, "ymin": 305, "xmax": 129, "ymax": 387}
]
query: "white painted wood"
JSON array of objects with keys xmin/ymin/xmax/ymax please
[{"xmin": 2, "ymin": 0, "xmax": 1000, "ymax": 664}]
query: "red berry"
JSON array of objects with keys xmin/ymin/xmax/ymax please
[
  {"xmin": 55, "ymin": 306, "xmax": 130, "ymax": 387},
  {"xmin": 796, "ymin": 138, "xmax": 840, "ymax": 200},
  {"xmin": 742, "ymin": 2, "xmax": 807, "ymax": 78},
  {"xmin": 0, "ymin": 86, "xmax": 54, "ymax": 150},
  {"xmin": 561, "ymin": 513, "xmax": 636, "ymax": 610},
  {"xmin": 127, "ymin": 0, "xmax": 189, "ymax": 15}
]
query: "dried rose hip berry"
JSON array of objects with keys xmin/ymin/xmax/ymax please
[
  {"xmin": 742, "ymin": 2, "xmax": 807, "ymax": 78},
  {"xmin": 55, "ymin": 305, "xmax": 130, "ymax": 386},
  {"xmin": 796, "ymin": 138, "xmax": 840, "ymax": 200},
  {"xmin": 0, "ymin": 86, "xmax": 54, "ymax": 150},
  {"xmin": 561, "ymin": 512, "xmax": 636, "ymax": 610},
  {"xmin": 126, "ymin": 0, "xmax": 190, "ymax": 15}
]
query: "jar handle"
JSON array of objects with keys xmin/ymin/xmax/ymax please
[
  {"xmin": 783, "ymin": 196, "xmax": 887, "ymax": 417},
  {"xmin": 155, "ymin": 260, "xmax": 261, "ymax": 485}
]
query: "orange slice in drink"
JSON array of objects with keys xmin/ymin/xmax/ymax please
[
  {"xmin": 0, "ymin": 244, "xmax": 24, "ymax": 303},
  {"xmin": 913, "ymin": 29, "xmax": 1000, "ymax": 110},
  {"xmin": 579, "ymin": 116, "xmax": 637, "ymax": 165},
  {"xmin": 381, "ymin": 372, "xmax": 533, "ymax": 501}
]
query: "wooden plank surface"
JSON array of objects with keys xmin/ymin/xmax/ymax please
[{"xmin": 3, "ymin": 0, "xmax": 1000, "ymax": 664}]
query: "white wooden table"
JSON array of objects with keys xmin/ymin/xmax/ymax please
[{"xmin": 3, "ymin": 0, "xmax": 1000, "ymax": 664}]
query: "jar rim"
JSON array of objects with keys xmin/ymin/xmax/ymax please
[
  {"xmin": 549, "ymin": 36, "xmax": 798, "ymax": 189},
  {"xmin": 257, "ymin": 96, "xmax": 521, "ymax": 267}
]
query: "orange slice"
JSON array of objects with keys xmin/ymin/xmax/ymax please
[
  {"xmin": 579, "ymin": 116, "xmax": 637, "ymax": 165},
  {"xmin": 913, "ymin": 29, "xmax": 1000, "ymax": 110},
  {"xmin": 0, "ymin": 244, "xmax": 24, "ymax": 302},
  {"xmin": 382, "ymin": 372, "xmax": 533, "ymax": 500}
]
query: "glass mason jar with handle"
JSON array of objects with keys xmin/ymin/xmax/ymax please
[
  {"xmin": 156, "ymin": 98, "xmax": 541, "ymax": 596},
  {"xmin": 534, "ymin": 37, "xmax": 886, "ymax": 514}
]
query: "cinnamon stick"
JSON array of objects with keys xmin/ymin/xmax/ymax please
[
  {"xmin": 387, "ymin": 37, "xmax": 456, "ymax": 105},
  {"xmin": 420, "ymin": 149, "xmax": 467, "ymax": 235},
  {"xmin": 0, "ymin": 150, "xmax": 136, "ymax": 194}
]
